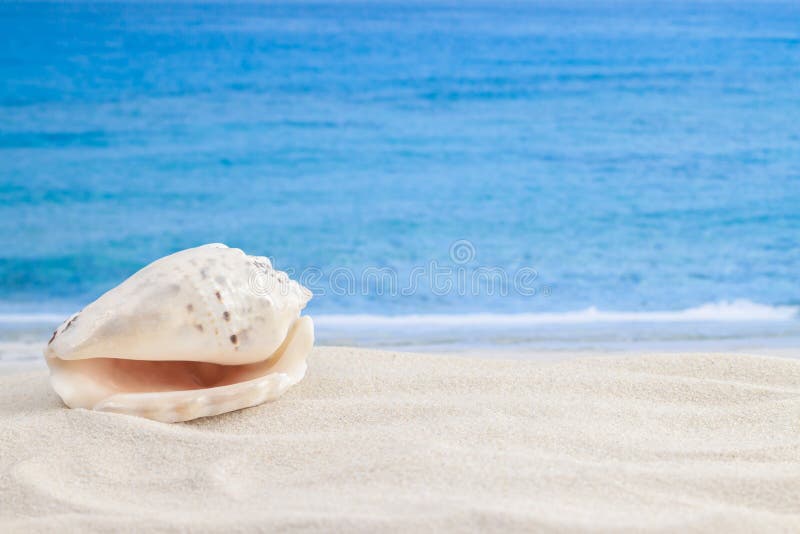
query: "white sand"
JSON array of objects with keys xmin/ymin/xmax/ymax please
[{"xmin": 2, "ymin": 347, "xmax": 800, "ymax": 532}]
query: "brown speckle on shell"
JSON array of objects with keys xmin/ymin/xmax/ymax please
[
  {"xmin": 63, "ymin": 315, "xmax": 78, "ymax": 332},
  {"xmin": 215, "ymin": 291, "xmax": 222, "ymax": 301},
  {"xmin": 48, "ymin": 330, "xmax": 58, "ymax": 345},
  {"xmin": 223, "ymin": 311, "xmax": 230, "ymax": 321},
  {"xmin": 186, "ymin": 304, "xmax": 194, "ymax": 312},
  {"xmin": 195, "ymin": 324, "xmax": 204, "ymax": 332},
  {"xmin": 230, "ymin": 334, "xmax": 238, "ymax": 345}
]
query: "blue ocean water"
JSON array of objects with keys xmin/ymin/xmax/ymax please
[{"xmin": 1, "ymin": 1, "xmax": 800, "ymax": 354}]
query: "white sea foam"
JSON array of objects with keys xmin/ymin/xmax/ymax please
[
  {"xmin": 0, "ymin": 313, "xmax": 66, "ymax": 324},
  {"xmin": 315, "ymin": 300, "xmax": 799, "ymax": 328}
]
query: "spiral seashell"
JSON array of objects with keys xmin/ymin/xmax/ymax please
[{"xmin": 44, "ymin": 244, "xmax": 314, "ymax": 423}]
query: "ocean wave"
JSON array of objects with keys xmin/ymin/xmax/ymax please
[
  {"xmin": 315, "ymin": 300, "xmax": 799, "ymax": 328},
  {"xmin": 0, "ymin": 313, "xmax": 67, "ymax": 324}
]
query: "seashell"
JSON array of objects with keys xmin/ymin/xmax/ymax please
[{"xmin": 44, "ymin": 243, "xmax": 314, "ymax": 423}]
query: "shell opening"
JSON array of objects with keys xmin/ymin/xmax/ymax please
[
  {"xmin": 46, "ymin": 316, "xmax": 314, "ymax": 422},
  {"xmin": 48, "ymin": 356, "xmax": 290, "ymax": 395}
]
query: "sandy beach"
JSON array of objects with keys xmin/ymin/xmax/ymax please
[
  {"xmin": 4, "ymin": 0, "xmax": 800, "ymax": 531},
  {"xmin": 3, "ymin": 347, "xmax": 800, "ymax": 532}
]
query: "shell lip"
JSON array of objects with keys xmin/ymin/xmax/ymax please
[
  {"xmin": 46, "ymin": 352, "xmax": 282, "ymax": 367},
  {"xmin": 91, "ymin": 363, "xmax": 307, "ymax": 423}
]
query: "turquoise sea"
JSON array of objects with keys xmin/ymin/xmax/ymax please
[{"xmin": 2, "ymin": 1, "xmax": 800, "ymax": 359}]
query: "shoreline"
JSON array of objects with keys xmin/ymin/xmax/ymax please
[
  {"xmin": 3, "ymin": 346, "xmax": 800, "ymax": 531},
  {"xmin": 3, "ymin": 299, "xmax": 800, "ymax": 363}
]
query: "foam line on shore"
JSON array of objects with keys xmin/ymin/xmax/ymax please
[{"xmin": 315, "ymin": 300, "xmax": 798, "ymax": 328}]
